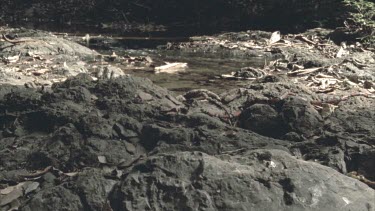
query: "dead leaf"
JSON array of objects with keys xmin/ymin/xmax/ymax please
[
  {"xmin": 5, "ymin": 55, "xmax": 20, "ymax": 63},
  {"xmin": 0, "ymin": 183, "xmax": 24, "ymax": 206},
  {"xmin": 0, "ymin": 183, "xmax": 24, "ymax": 195},
  {"xmin": 269, "ymin": 31, "xmax": 281, "ymax": 45},
  {"xmin": 98, "ymin": 155, "xmax": 107, "ymax": 164},
  {"xmin": 315, "ymin": 73, "xmax": 334, "ymax": 78},
  {"xmin": 336, "ymin": 47, "xmax": 345, "ymax": 58},
  {"xmin": 321, "ymin": 103, "xmax": 337, "ymax": 118},
  {"xmin": 64, "ymin": 172, "xmax": 79, "ymax": 177},
  {"xmin": 8, "ymin": 199, "xmax": 21, "ymax": 211}
]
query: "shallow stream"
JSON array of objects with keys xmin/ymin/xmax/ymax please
[
  {"xmin": 9, "ymin": 22, "xmax": 267, "ymax": 94},
  {"xmin": 107, "ymin": 49, "xmax": 266, "ymax": 94}
]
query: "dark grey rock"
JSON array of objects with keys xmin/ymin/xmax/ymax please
[
  {"xmin": 0, "ymin": 74, "xmax": 373, "ymax": 211},
  {"xmin": 20, "ymin": 186, "xmax": 83, "ymax": 211},
  {"xmin": 113, "ymin": 150, "xmax": 375, "ymax": 211},
  {"xmin": 74, "ymin": 168, "xmax": 117, "ymax": 210}
]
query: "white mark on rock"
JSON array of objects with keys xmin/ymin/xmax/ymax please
[
  {"xmin": 342, "ymin": 197, "xmax": 351, "ymax": 205},
  {"xmin": 269, "ymin": 161, "xmax": 277, "ymax": 168},
  {"xmin": 309, "ymin": 185, "xmax": 322, "ymax": 207}
]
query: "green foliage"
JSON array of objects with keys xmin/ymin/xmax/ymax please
[{"xmin": 343, "ymin": 0, "xmax": 375, "ymax": 46}]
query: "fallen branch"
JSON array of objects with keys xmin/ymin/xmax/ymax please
[
  {"xmin": 155, "ymin": 62, "xmax": 187, "ymax": 73},
  {"xmin": 1, "ymin": 34, "xmax": 36, "ymax": 44},
  {"xmin": 295, "ymin": 35, "xmax": 330, "ymax": 47},
  {"xmin": 287, "ymin": 67, "xmax": 322, "ymax": 76}
]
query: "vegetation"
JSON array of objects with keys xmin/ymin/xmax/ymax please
[
  {"xmin": 343, "ymin": 0, "xmax": 375, "ymax": 46},
  {"xmin": 1, "ymin": 0, "xmax": 375, "ymax": 38}
]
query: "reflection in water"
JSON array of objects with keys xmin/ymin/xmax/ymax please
[{"xmin": 109, "ymin": 49, "xmax": 267, "ymax": 94}]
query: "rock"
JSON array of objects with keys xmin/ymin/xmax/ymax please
[
  {"xmin": 234, "ymin": 67, "xmax": 266, "ymax": 78},
  {"xmin": 0, "ymin": 74, "xmax": 373, "ymax": 210},
  {"xmin": 74, "ymin": 168, "xmax": 117, "ymax": 211},
  {"xmin": 280, "ymin": 97, "xmax": 323, "ymax": 138},
  {"xmin": 240, "ymin": 103, "xmax": 286, "ymax": 138},
  {"xmin": 96, "ymin": 66, "xmax": 126, "ymax": 80},
  {"xmin": 0, "ymin": 28, "xmax": 98, "ymax": 59},
  {"xmin": 53, "ymin": 62, "xmax": 88, "ymax": 76},
  {"xmin": 20, "ymin": 186, "xmax": 84, "ymax": 211},
  {"xmin": 112, "ymin": 150, "xmax": 375, "ymax": 211},
  {"xmin": 24, "ymin": 182, "xmax": 40, "ymax": 195},
  {"xmin": 124, "ymin": 142, "xmax": 136, "ymax": 154}
]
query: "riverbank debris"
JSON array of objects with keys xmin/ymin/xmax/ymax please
[{"xmin": 154, "ymin": 62, "xmax": 187, "ymax": 73}]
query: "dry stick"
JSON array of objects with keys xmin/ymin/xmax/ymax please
[
  {"xmin": 311, "ymin": 93, "xmax": 375, "ymax": 106},
  {"xmin": 131, "ymin": 1, "xmax": 151, "ymax": 10},
  {"xmin": 287, "ymin": 67, "xmax": 322, "ymax": 76},
  {"xmin": 295, "ymin": 35, "xmax": 317, "ymax": 45},
  {"xmin": 120, "ymin": 10, "xmax": 130, "ymax": 24},
  {"xmin": 1, "ymin": 34, "xmax": 35, "ymax": 44},
  {"xmin": 59, "ymin": 34, "xmax": 187, "ymax": 41},
  {"xmin": 19, "ymin": 166, "xmax": 52, "ymax": 178},
  {"xmin": 295, "ymin": 35, "xmax": 330, "ymax": 46}
]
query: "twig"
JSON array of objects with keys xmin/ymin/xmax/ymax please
[
  {"xmin": 220, "ymin": 148, "xmax": 246, "ymax": 155},
  {"xmin": 311, "ymin": 93, "xmax": 375, "ymax": 106},
  {"xmin": 19, "ymin": 166, "xmax": 52, "ymax": 178},
  {"xmin": 295, "ymin": 35, "xmax": 329, "ymax": 46},
  {"xmin": 287, "ymin": 67, "xmax": 322, "ymax": 76},
  {"xmin": 1, "ymin": 34, "xmax": 36, "ymax": 44}
]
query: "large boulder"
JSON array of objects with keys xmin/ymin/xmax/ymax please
[{"xmin": 112, "ymin": 150, "xmax": 375, "ymax": 211}]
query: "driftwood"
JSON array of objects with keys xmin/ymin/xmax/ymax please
[{"xmin": 154, "ymin": 62, "xmax": 187, "ymax": 73}]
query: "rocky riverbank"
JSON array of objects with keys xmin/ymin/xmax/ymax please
[{"xmin": 0, "ymin": 26, "xmax": 374, "ymax": 210}]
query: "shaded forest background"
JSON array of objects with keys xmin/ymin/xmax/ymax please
[{"xmin": 0, "ymin": 0, "xmax": 349, "ymax": 32}]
